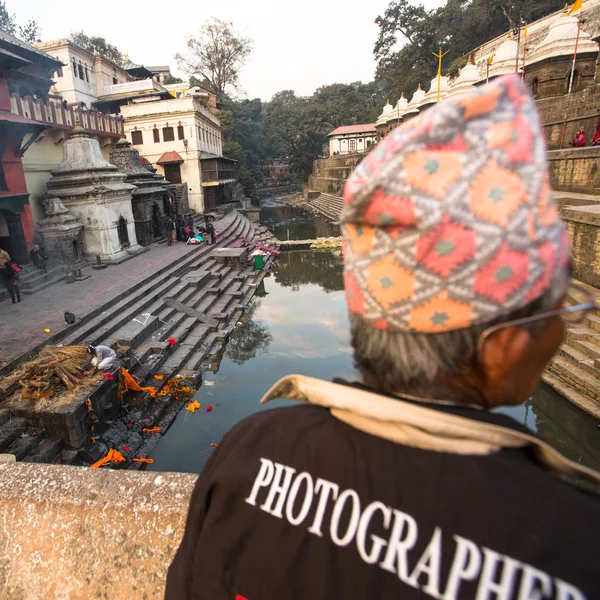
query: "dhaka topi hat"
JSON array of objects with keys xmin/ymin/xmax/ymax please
[{"xmin": 342, "ymin": 75, "xmax": 570, "ymax": 333}]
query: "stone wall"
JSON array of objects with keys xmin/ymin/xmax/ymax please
[
  {"xmin": 0, "ymin": 462, "xmax": 196, "ymax": 599},
  {"xmin": 537, "ymin": 84, "xmax": 600, "ymax": 150},
  {"xmin": 562, "ymin": 204, "xmax": 600, "ymax": 287},
  {"xmin": 547, "ymin": 147, "xmax": 600, "ymax": 194}
]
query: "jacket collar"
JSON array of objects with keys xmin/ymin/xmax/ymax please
[{"xmin": 261, "ymin": 375, "xmax": 600, "ymax": 487}]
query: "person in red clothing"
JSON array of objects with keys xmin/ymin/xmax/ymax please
[
  {"xmin": 166, "ymin": 76, "xmax": 600, "ymax": 600},
  {"xmin": 570, "ymin": 128, "xmax": 586, "ymax": 147},
  {"xmin": 592, "ymin": 118, "xmax": 600, "ymax": 146}
]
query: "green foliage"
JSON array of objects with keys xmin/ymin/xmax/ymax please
[
  {"xmin": 222, "ymin": 97, "xmax": 271, "ymax": 194},
  {"xmin": 262, "ymin": 82, "xmax": 381, "ymax": 178},
  {"xmin": 69, "ymin": 31, "xmax": 124, "ymax": 66},
  {"xmin": 163, "ymin": 74, "xmax": 183, "ymax": 85},
  {"xmin": 374, "ymin": 0, "xmax": 566, "ymax": 98},
  {"xmin": 176, "ymin": 18, "xmax": 252, "ymax": 103},
  {"xmin": 19, "ymin": 18, "xmax": 41, "ymax": 44},
  {"xmin": 0, "ymin": 1, "xmax": 16, "ymax": 35},
  {"xmin": 0, "ymin": 2, "xmax": 41, "ymax": 44}
]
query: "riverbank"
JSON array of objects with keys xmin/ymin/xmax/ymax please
[{"xmin": 0, "ymin": 210, "xmax": 280, "ymax": 467}]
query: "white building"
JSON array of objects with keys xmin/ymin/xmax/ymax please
[
  {"xmin": 328, "ymin": 124, "xmax": 377, "ymax": 156},
  {"xmin": 35, "ymin": 39, "xmax": 137, "ymax": 107},
  {"xmin": 120, "ymin": 94, "xmax": 226, "ymax": 211}
]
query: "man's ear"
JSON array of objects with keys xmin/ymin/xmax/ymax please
[{"xmin": 480, "ymin": 326, "xmax": 532, "ymax": 382}]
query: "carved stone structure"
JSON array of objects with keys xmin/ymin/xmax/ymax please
[
  {"xmin": 109, "ymin": 140, "xmax": 170, "ymax": 246},
  {"xmin": 36, "ymin": 195, "xmax": 84, "ymax": 267},
  {"xmin": 44, "ymin": 129, "xmax": 141, "ymax": 262}
]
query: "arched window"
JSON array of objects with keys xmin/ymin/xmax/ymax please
[{"xmin": 117, "ymin": 216, "xmax": 130, "ymax": 248}]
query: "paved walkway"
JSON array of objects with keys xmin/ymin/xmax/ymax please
[{"xmin": 0, "ymin": 214, "xmax": 235, "ymax": 365}]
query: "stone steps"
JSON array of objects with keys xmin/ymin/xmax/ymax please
[
  {"xmin": 308, "ymin": 193, "xmax": 344, "ymax": 223},
  {"xmin": 1, "ymin": 209, "xmax": 280, "ymax": 465}
]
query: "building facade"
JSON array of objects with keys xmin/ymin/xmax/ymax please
[
  {"xmin": 0, "ymin": 31, "xmax": 63, "ymax": 263},
  {"xmin": 328, "ymin": 124, "xmax": 377, "ymax": 156},
  {"xmin": 120, "ymin": 95, "xmax": 227, "ymax": 212}
]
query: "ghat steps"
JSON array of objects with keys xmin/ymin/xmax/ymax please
[
  {"xmin": 0, "ymin": 211, "xmax": 278, "ymax": 465},
  {"xmin": 543, "ymin": 280, "xmax": 600, "ymax": 418}
]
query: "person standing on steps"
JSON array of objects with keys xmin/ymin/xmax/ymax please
[
  {"xmin": 0, "ymin": 248, "xmax": 10, "ymax": 269},
  {"xmin": 204, "ymin": 216, "xmax": 216, "ymax": 246},
  {"xmin": 166, "ymin": 216, "xmax": 176, "ymax": 247},
  {"xmin": 3, "ymin": 263, "xmax": 21, "ymax": 304},
  {"xmin": 166, "ymin": 76, "xmax": 600, "ymax": 600}
]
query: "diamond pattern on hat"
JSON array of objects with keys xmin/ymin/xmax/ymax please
[
  {"xmin": 468, "ymin": 158, "xmax": 527, "ymax": 227},
  {"xmin": 474, "ymin": 242, "xmax": 529, "ymax": 305},
  {"xmin": 409, "ymin": 290, "xmax": 473, "ymax": 333},
  {"xmin": 346, "ymin": 223, "xmax": 376, "ymax": 257},
  {"xmin": 345, "ymin": 270, "xmax": 366, "ymax": 315},
  {"xmin": 404, "ymin": 150, "xmax": 464, "ymax": 201},
  {"xmin": 360, "ymin": 188, "xmax": 416, "ymax": 229},
  {"xmin": 416, "ymin": 216, "xmax": 476, "ymax": 278},
  {"xmin": 341, "ymin": 75, "xmax": 569, "ymax": 333},
  {"xmin": 364, "ymin": 255, "xmax": 415, "ymax": 310}
]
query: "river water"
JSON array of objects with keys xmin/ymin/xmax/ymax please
[{"xmin": 149, "ymin": 199, "xmax": 600, "ymax": 475}]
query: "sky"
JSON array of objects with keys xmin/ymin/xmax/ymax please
[{"xmin": 13, "ymin": 0, "xmax": 447, "ymax": 101}]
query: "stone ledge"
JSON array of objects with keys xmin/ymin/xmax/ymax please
[{"xmin": 0, "ymin": 463, "xmax": 196, "ymax": 599}]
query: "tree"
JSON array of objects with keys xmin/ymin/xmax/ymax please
[
  {"xmin": 176, "ymin": 18, "xmax": 252, "ymax": 103},
  {"xmin": 69, "ymin": 31, "xmax": 124, "ymax": 66},
  {"xmin": 18, "ymin": 18, "xmax": 41, "ymax": 44},
  {"xmin": 163, "ymin": 74, "xmax": 183, "ymax": 85},
  {"xmin": 0, "ymin": 1, "xmax": 16, "ymax": 35},
  {"xmin": 373, "ymin": 0, "xmax": 566, "ymax": 98},
  {"xmin": 0, "ymin": 2, "xmax": 41, "ymax": 44}
]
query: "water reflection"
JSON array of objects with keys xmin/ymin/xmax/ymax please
[
  {"xmin": 149, "ymin": 245, "xmax": 600, "ymax": 475},
  {"xmin": 226, "ymin": 301, "xmax": 273, "ymax": 365},
  {"xmin": 274, "ymin": 250, "xmax": 344, "ymax": 293},
  {"xmin": 260, "ymin": 201, "xmax": 340, "ymax": 241}
]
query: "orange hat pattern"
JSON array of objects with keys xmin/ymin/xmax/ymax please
[{"xmin": 342, "ymin": 76, "xmax": 569, "ymax": 333}]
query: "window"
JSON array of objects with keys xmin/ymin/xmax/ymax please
[
  {"xmin": 366, "ymin": 140, "xmax": 372, "ymax": 148},
  {"xmin": 131, "ymin": 130, "xmax": 143, "ymax": 145},
  {"xmin": 84, "ymin": 67, "xmax": 89, "ymax": 82},
  {"xmin": 163, "ymin": 126, "xmax": 174, "ymax": 142},
  {"xmin": 349, "ymin": 139, "xmax": 356, "ymax": 151},
  {"xmin": 72, "ymin": 59, "xmax": 78, "ymax": 76},
  {"xmin": 153, "ymin": 129, "xmax": 160, "ymax": 143},
  {"xmin": 112, "ymin": 77, "xmax": 118, "ymax": 85},
  {"xmin": 78, "ymin": 64, "xmax": 84, "ymax": 80},
  {"xmin": 177, "ymin": 125, "xmax": 185, "ymax": 140},
  {"xmin": 56, "ymin": 66, "xmax": 63, "ymax": 78}
]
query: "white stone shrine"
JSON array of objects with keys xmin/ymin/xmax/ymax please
[{"xmin": 45, "ymin": 128, "xmax": 142, "ymax": 262}]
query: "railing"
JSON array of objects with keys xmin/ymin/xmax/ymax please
[{"xmin": 10, "ymin": 94, "xmax": 124, "ymax": 138}]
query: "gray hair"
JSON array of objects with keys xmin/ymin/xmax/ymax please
[{"xmin": 350, "ymin": 272, "xmax": 568, "ymax": 397}]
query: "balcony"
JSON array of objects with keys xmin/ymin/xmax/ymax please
[{"xmin": 10, "ymin": 94, "xmax": 124, "ymax": 138}]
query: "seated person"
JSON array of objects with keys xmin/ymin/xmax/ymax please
[
  {"xmin": 86, "ymin": 345, "xmax": 116, "ymax": 372},
  {"xmin": 29, "ymin": 244, "xmax": 48, "ymax": 272},
  {"xmin": 570, "ymin": 128, "xmax": 586, "ymax": 147}
]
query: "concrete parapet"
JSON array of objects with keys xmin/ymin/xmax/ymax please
[
  {"xmin": 0, "ymin": 462, "xmax": 196, "ymax": 598},
  {"xmin": 547, "ymin": 147, "xmax": 600, "ymax": 195}
]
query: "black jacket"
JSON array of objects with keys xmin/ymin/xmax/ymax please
[
  {"xmin": 166, "ymin": 220, "xmax": 175, "ymax": 232},
  {"xmin": 166, "ymin": 383, "xmax": 600, "ymax": 600}
]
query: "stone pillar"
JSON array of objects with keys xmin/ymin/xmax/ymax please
[{"xmin": 5, "ymin": 211, "xmax": 28, "ymax": 264}]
